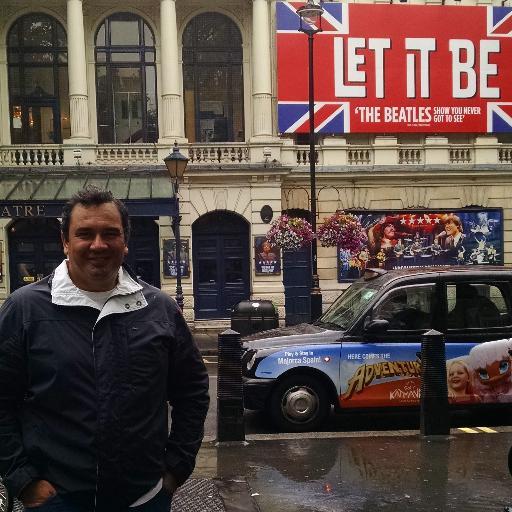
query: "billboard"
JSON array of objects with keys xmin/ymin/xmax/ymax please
[
  {"xmin": 277, "ymin": 2, "xmax": 512, "ymax": 133},
  {"xmin": 338, "ymin": 209, "xmax": 503, "ymax": 281}
]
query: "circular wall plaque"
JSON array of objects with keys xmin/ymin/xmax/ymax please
[{"xmin": 260, "ymin": 205, "xmax": 273, "ymax": 224}]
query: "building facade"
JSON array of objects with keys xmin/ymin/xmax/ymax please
[{"xmin": 1, "ymin": 0, "xmax": 512, "ymax": 329}]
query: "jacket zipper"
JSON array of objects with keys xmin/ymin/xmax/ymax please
[{"xmin": 92, "ymin": 328, "xmax": 99, "ymax": 512}]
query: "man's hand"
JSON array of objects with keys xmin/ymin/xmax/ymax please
[
  {"xmin": 19, "ymin": 480, "xmax": 57, "ymax": 507},
  {"xmin": 162, "ymin": 472, "xmax": 178, "ymax": 496}
]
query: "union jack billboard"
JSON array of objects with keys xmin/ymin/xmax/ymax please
[{"xmin": 277, "ymin": 3, "xmax": 512, "ymax": 133}]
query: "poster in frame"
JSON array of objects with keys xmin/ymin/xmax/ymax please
[
  {"xmin": 254, "ymin": 236, "xmax": 281, "ymax": 275},
  {"xmin": 163, "ymin": 239, "xmax": 190, "ymax": 278},
  {"xmin": 338, "ymin": 209, "xmax": 504, "ymax": 282}
]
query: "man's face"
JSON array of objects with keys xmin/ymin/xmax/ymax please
[
  {"xmin": 62, "ymin": 202, "xmax": 128, "ymax": 291},
  {"xmin": 383, "ymin": 225, "xmax": 395, "ymax": 238},
  {"xmin": 445, "ymin": 220, "xmax": 458, "ymax": 236}
]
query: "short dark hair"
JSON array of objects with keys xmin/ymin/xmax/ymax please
[
  {"xmin": 61, "ymin": 186, "xmax": 131, "ymax": 243},
  {"xmin": 445, "ymin": 214, "xmax": 463, "ymax": 233}
]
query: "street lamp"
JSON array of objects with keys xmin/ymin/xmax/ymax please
[
  {"xmin": 297, "ymin": 0, "xmax": 323, "ymax": 322},
  {"xmin": 164, "ymin": 142, "xmax": 189, "ymax": 311}
]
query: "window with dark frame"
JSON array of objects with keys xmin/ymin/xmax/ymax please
[
  {"xmin": 446, "ymin": 282, "xmax": 510, "ymax": 329},
  {"xmin": 95, "ymin": 12, "xmax": 158, "ymax": 144},
  {"xmin": 7, "ymin": 13, "xmax": 69, "ymax": 144},
  {"xmin": 182, "ymin": 13, "xmax": 244, "ymax": 143},
  {"xmin": 373, "ymin": 284, "xmax": 436, "ymax": 331}
]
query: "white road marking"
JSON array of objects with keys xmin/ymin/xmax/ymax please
[
  {"xmin": 476, "ymin": 426, "xmax": 497, "ymax": 433},
  {"xmin": 458, "ymin": 427, "xmax": 479, "ymax": 433}
]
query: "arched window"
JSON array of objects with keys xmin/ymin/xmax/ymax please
[
  {"xmin": 95, "ymin": 13, "xmax": 157, "ymax": 143},
  {"xmin": 7, "ymin": 13, "xmax": 69, "ymax": 144},
  {"xmin": 183, "ymin": 13, "xmax": 244, "ymax": 143}
]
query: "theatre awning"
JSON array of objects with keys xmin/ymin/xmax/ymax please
[{"xmin": 0, "ymin": 168, "xmax": 177, "ymax": 218}]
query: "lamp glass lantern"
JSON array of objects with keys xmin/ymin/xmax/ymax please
[
  {"xmin": 164, "ymin": 142, "xmax": 189, "ymax": 190},
  {"xmin": 296, "ymin": 0, "xmax": 323, "ymax": 34}
]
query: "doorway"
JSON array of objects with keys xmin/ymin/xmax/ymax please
[
  {"xmin": 8, "ymin": 218, "xmax": 63, "ymax": 292},
  {"xmin": 282, "ymin": 209, "xmax": 312, "ymax": 325},
  {"xmin": 125, "ymin": 217, "xmax": 160, "ymax": 288},
  {"xmin": 192, "ymin": 211, "xmax": 250, "ymax": 319}
]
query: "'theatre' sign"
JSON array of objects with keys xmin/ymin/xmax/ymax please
[{"xmin": 277, "ymin": 2, "xmax": 512, "ymax": 133}]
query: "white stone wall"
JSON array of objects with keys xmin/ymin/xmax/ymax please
[{"xmin": 1, "ymin": 0, "xmax": 512, "ymax": 322}]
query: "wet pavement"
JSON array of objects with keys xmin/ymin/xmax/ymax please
[
  {"xmin": 4, "ymin": 429, "xmax": 511, "ymax": 511},
  {"xmin": 187, "ymin": 429, "xmax": 512, "ymax": 512},
  {"xmin": 193, "ymin": 332, "xmax": 512, "ymax": 511}
]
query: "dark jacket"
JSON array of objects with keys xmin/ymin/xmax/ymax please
[{"xmin": 0, "ymin": 269, "xmax": 209, "ymax": 511}]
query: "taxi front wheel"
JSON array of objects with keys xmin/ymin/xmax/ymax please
[{"xmin": 269, "ymin": 374, "xmax": 330, "ymax": 432}]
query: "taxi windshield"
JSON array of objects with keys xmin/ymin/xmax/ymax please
[{"xmin": 316, "ymin": 282, "xmax": 379, "ymax": 330}]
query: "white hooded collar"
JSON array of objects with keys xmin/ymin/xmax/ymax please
[{"xmin": 51, "ymin": 260, "xmax": 147, "ymax": 319}]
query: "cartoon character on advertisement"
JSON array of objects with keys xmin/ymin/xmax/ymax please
[{"xmin": 467, "ymin": 339, "xmax": 512, "ymax": 403}]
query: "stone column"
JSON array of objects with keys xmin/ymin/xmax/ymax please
[
  {"xmin": 0, "ymin": 41, "xmax": 9, "ymax": 145},
  {"xmin": 66, "ymin": 0, "xmax": 91, "ymax": 142},
  {"xmin": 475, "ymin": 135, "xmax": 499, "ymax": 164},
  {"xmin": 251, "ymin": 0, "xmax": 273, "ymax": 140},
  {"xmin": 159, "ymin": 0, "xmax": 184, "ymax": 144}
]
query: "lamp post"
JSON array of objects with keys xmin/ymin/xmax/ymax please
[
  {"xmin": 164, "ymin": 142, "xmax": 189, "ymax": 311},
  {"xmin": 297, "ymin": 0, "xmax": 323, "ymax": 322}
]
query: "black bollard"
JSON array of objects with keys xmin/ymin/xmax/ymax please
[
  {"xmin": 420, "ymin": 329, "xmax": 450, "ymax": 436},
  {"xmin": 217, "ymin": 329, "xmax": 245, "ymax": 442}
]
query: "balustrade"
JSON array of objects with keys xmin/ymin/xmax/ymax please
[
  {"xmin": 96, "ymin": 145, "xmax": 158, "ymax": 164},
  {"xmin": 0, "ymin": 142, "xmax": 509, "ymax": 169},
  {"xmin": 0, "ymin": 146, "xmax": 64, "ymax": 166},
  {"xmin": 398, "ymin": 147, "xmax": 423, "ymax": 165},
  {"xmin": 449, "ymin": 147, "xmax": 473, "ymax": 164},
  {"xmin": 188, "ymin": 144, "xmax": 250, "ymax": 164}
]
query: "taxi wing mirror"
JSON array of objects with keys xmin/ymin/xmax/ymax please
[{"xmin": 363, "ymin": 318, "xmax": 390, "ymax": 334}]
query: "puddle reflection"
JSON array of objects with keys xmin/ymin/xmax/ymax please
[{"xmin": 196, "ymin": 434, "xmax": 512, "ymax": 511}]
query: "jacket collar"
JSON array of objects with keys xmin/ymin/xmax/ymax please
[{"xmin": 51, "ymin": 260, "xmax": 148, "ymax": 319}]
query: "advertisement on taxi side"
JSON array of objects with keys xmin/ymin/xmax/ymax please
[
  {"xmin": 339, "ymin": 339, "xmax": 512, "ymax": 408},
  {"xmin": 277, "ymin": 2, "xmax": 512, "ymax": 133}
]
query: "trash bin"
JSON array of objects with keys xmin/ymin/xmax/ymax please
[{"xmin": 231, "ymin": 300, "xmax": 278, "ymax": 337}]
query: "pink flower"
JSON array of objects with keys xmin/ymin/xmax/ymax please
[
  {"xmin": 317, "ymin": 211, "xmax": 367, "ymax": 254},
  {"xmin": 266, "ymin": 215, "xmax": 314, "ymax": 251}
]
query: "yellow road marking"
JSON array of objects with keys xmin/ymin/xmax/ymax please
[
  {"xmin": 476, "ymin": 427, "xmax": 497, "ymax": 433},
  {"xmin": 458, "ymin": 427, "xmax": 479, "ymax": 433}
]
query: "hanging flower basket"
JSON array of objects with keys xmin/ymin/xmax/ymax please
[
  {"xmin": 317, "ymin": 211, "xmax": 367, "ymax": 253},
  {"xmin": 266, "ymin": 215, "xmax": 315, "ymax": 251}
]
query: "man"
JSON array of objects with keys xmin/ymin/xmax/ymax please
[
  {"xmin": 435, "ymin": 214, "xmax": 466, "ymax": 263},
  {"xmin": 0, "ymin": 187, "xmax": 209, "ymax": 512}
]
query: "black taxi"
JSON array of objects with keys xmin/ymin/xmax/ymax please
[{"xmin": 242, "ymin": 266, "xmax": 512, "ymax": 432}]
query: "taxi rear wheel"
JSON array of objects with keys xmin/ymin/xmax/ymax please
[{"xmin": 269, "ymin": 374, "xmax": 330, "ymax": 432}]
